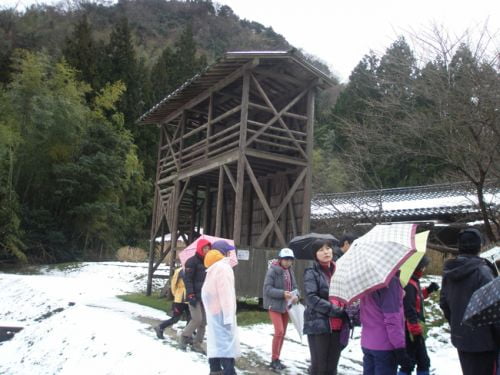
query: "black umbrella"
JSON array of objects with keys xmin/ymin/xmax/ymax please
[
  {"xmin": 288, "ymin": 233, "xmax": 338, "ymax": 260},
  {"xmin": 462, "ymin": 277, "xmax": 500, "ymax": 327}
]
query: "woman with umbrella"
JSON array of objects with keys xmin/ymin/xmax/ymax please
[
  {"xmin": 263, "ymin": 248, "xmax": 299, "ymax": 371},
  {"xmin": 303, "ymin": 239, "xmax": 347, "ymax": 375}
]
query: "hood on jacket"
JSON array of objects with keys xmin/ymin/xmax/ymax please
[
  {"xmin": 443, "ymin": 255, "xmax": 486, "ymax": 281},
  {"xmin": 196, "ymin": 239, "xmax": 211, "ymax": 257},
  {"xmin": 204, "ymin": 250, "xmax": 224, "ymax": 268}
]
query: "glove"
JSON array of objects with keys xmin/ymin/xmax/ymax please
[
  {"xmin": 394, "ymin": 348, "xmax": 412, "ymax": 369},
  {"xmin": 187, "ymin": 293, "xmax": 197, "ymax": 307},
  {"xmin": 407, "ymin": 321, "xmax": 423, "ymax": 336},
  {"xmin": 426, "ymin": 282, "xmax": 440, "ymax": 294}
]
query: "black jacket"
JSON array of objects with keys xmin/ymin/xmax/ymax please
[
  {"xmin": 332, "ymin": 246, "xmax": 344, "ymax": 262},
  {"xmin": 440, "ymin": 254, "xmax": 498, "ymax": 352},
  {"xmin": 183, "ymin": 253, "xmax": 206, "ymax": 299},
  {"xmin": 303, "ymin": 262, "xmax": 344, "ymax": 335}
]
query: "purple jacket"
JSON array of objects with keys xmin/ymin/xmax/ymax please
[{"xmin": 360, "ymin": 275, "xmax": 405, "ymax": 351}]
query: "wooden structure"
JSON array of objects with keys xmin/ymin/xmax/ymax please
[{"xmin": 139, "ymin": 51, "xmax": 334, "ymax": 295}]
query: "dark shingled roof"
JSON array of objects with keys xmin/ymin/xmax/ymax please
[{"xmin": 138, "ymin": 50, "xmax": 335, "ymax": 125}]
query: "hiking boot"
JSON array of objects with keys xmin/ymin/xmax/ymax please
[
  {"xmin": 153, "ymin": 325, "xmax": 164, "ymax": 339},
  {"xmin": 209, "ymin": 372, "xmax": 223, "ymax": 375},
  {"xmin": 179, "ymin": 335, "xmax": 192, "ymax": 350},
  {"xmin": 277, "ymin": 360, "xmax": 286, "ymax": 369}
]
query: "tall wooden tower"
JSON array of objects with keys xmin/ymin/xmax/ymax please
[{"xmin": 139, "ymin": 51, "xmax": 334, "ymax": 295}]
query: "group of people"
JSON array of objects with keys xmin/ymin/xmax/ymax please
[
  {"xmin": 154, "ymin": 239, "xmax": 240, "ymax": 375},
  {"xmin": 154, "ymin": 229, "xmax": 499, "ymax": 375},
  {"xmin": 263, "ymin": 229, "xmax": 498, "ymax": 375}
]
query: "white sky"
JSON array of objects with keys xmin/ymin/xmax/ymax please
[{"xmin": 1, "ymin": 0, "xmax": 499, "ymax": 81}]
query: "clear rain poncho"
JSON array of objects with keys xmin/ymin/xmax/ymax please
[{"xmin": 201, "ymin": 257, "xmax": 241, "ymax": 358}]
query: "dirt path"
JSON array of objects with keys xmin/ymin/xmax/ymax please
[{"xmin": 137, "ymin": 316, "xmax": 290, "ymax": 374}]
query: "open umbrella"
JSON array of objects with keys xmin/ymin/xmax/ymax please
[
  {"xmin": 288, "ymin": 233, "xmax": 338, "ymax": 260},
  {"xmin": 329, "ymin": 223, "xmax": 418, "ymax": 304},
  {"xmin": 399, "ymin": 231, "xmax": 429, "ymax": 287},
  {"xmin": 179, "ymin": 235, "xmax": 238, "ymax": 268},
  {"xmin": 462, "ymin": 277, "xmax": 500, "ymax": 327}
]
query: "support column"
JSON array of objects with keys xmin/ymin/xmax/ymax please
[
  {"xmin": 233, "ymin": 72, "xmax": 250, "ymax": 245},
  {"xmin": 302, "ymin": 89, "xmax": 315, "ymax": 234},
  {"xmin": 215, "ymin": 167, "xmax": 224, "ymax": 237}
]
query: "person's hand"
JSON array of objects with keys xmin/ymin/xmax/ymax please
[
  {"xmin": 284, "ymin": 291, "xmax": 292, "ymax": 300},
  {"xmin": 394, "ymin": 348, "xmax": 412, "ymax": 369},
  {"xmin": 187, "ymin": 293, "xmax": 197, "ymax": 307},
  {"xmin": 407, "ymin": 322, "xmax": 422, "ymax": 336},
  {"xmin": 291, "ymin": 296, "xmax": 299, "ymax": 304},
  {"xmin": 426, "ymin": 282, "xmax": 440, "ymax": 294}
]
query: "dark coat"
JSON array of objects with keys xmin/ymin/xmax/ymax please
[
  {"xmin": 303, "ymin": 262, "xmax": 344, "ymax": 335},
  {"xmin": 332, "ymin": 246, "xmax": 344, "ymax": 262},
  {"xmin": 440, "ymin": 254, "xmax": 498, "ymax": 352},
  {"xmin": 263, "ymin": 261, "xmax": 298, "ymax": 313},
  {"xmin": 184, "ymin": 253, "xmax": 206, "ymax": 299}
]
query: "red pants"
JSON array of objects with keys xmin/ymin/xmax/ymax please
[{"xmin": 269, "ymin": 310, "xmax": 289, "ymax": 361}]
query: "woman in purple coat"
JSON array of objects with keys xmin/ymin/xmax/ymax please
[{"xmin": 360, "ymin": 272, "xmax": 410, "ymax": 375}]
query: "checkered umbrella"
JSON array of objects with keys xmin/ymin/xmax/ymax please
[
  {"xmin": 462, "ymin": 277, "xmax": 500, "ymax": 327},
  {"xmin": 329, "ymin": 223, "xmax": 418, "ymax": 303}
]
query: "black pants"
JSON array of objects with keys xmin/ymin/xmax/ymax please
[
  {"xmin": 208, "ymin": 357, "xmax": 236, "ymax": 375},
  {"xmin": 457, "ymin": 350, "xmax": 497, "ymax": 375},
  {"xmin": 158, "ymin": 303, "xmax": 191, "ymax": 330},
  {"xmin": 307, "ymin": 332, "xmax": 342, "ymax": 375},
  {"xmin": 400, "ymin": 332, "xmax": 430, "ymax": 373}
]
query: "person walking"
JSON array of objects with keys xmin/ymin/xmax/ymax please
[
  {"xmin": 180, "ymin": 238, "xmax": 211, "ymax": 351},
  {"xmin": 303, "ymin": 239, "xmax": 348, "ymax": 375},
  {"xmin": 398, "ymin": 255, "xmax": 440, "ymax": 375},
  {"xmin": 440, "ymin": 228, "xmax": 499, "ymax": 375},
  {"xmin": 154, "ymin": 266, "xmax": 191, "ymax": 339},
  {"xmin": 360, "ymin": 271, "xmax": 410, "ymax": 375},
  {"xmin": 202, "ymin": 249, "xmax": 240, "ymax": 375},
  {"xmin": 263, "ymin": 247, "xmax": 299, "ymax": 371}
]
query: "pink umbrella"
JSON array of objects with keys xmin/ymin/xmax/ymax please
[{"xmin": 179, "ymin": 235, "xmax": 238, "ymax": 268}]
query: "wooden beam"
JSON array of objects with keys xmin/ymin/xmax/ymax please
[
  {"xmin": 245, "ymin": 148, "xmax": 308, "ymax": 167},
  {"xmin": 244, "ymin": 155, "xmax": 286, "ymax": 247},
  {"xmin": 245, "ymin": 83, "xmax": 312, "ymax": 150},
  {"xmin": 160, "ymin": 58, "xmax": 259, "ymax": 126},
  {"xmin": 205, "ymin": 94, "xmax": 213, "ymax": 158},
  {"xmin": 158, "ymin": 150, "xmax": 239, "ymax": 185},
  {"xmin": 302, "ymin": 89, "xmax": 315, "ymax": 234},
  {"xmin": 223, "ymin": 165, "xmax": 237, "ymax": 192},
  {"xmin": 256, "ymin": 168, "xmax": 307, "ymax": 245},
  {"xmin": 215, "ymin": 166, "xmax": 224, "ymax": 236},
  {"xmin": 233, "ymin": 71, "xmax": 250, "ymax": 245},
  {"xmin": 251, "ymin": 74, "xmax": 308, "ymax": 159}
]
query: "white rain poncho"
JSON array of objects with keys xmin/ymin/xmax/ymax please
[{"xmin": 201, "ymin": 257, "xmax": 241, "ymax": 358}]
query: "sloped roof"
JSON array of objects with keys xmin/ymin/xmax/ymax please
[
  {"xmin": 311, "ymin": 182, "xmax": 500, "ymax": 221},
  {"xmin": 138, "ymin": 50, "xmax": 335, "ymax": 125}
]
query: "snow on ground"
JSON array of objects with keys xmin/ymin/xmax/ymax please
[{"xmin": 0, "ymin": 263, "xmax": 461, "ymax": 374}]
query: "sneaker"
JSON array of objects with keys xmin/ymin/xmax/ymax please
[
  {"xmin": 179, "ymin": 335, "xmax": 192, "ymax": 350},
  {"xmin": 277, "ymin": 360, "xmax": 286, "ymax": 369},
  {"xmin": 191, "ymin": 341, "xmax": 206, "ymax": 355},
  {"xmin": 153, "ymin": 325, "xmax": 164, "ymax": 339}
]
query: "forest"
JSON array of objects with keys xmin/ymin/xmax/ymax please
[{"xmin": 0, "ymin": 0, "xmax": 498, "ymax": 263}]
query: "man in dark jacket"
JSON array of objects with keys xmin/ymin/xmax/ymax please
[
  {"xmin": 332, "ymin": 234, "xmax": 356, "ymax": 262},
  {"xmin": 181, "ymin": 238, "xmax": 211, "ymax": 351},
  {"xmin": 440, "ymin": 228, "xmax": 498, "ymax": 375}
]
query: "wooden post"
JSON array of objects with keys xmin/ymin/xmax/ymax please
[
  {"xmin": 215, "ymin": 166, "xmax": 224, "ymax": 236},
  {"xmin": 302, "ymin": 89, "xmax": 315, "ymax": 234},
  {"xmin": 147, "ymin": 125, "xmax": 164, "ymax": 295},
  {"xmin": 189, "ymin": 185, "xmax": 198, "ymax": 242},
  {"xmin": 233, "ymin": 72, "xmax": 250, "ymax": 245},
  {"xmin": 168, "ymin": 180, "xmax": 180, "ymax": 290}
]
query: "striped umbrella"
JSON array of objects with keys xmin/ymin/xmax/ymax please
[{"xmin": 330, "ymin": 223, "xmax": 418, "ymax": 303}]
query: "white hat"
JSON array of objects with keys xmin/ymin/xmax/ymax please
[{"xmin": 278, "ymin": 248, "xmax": 295, "ymax": 259}]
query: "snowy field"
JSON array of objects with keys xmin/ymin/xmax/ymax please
[{"xmin": 0, "ymin": 262, "xmax": 461, "ymax": 374}]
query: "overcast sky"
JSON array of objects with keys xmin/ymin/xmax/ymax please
[{"xmin": 2, "ymin": 0, "xmax": 499, "ymax": 81}]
